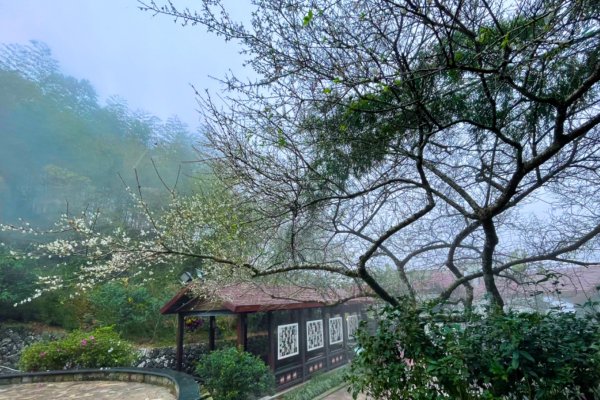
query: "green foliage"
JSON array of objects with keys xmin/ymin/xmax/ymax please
[
  {"xmin": 349, "ymin": 305, "xmax": 600, "ymax": 400},
  {"xmin": 88, "ymin": 281, "xmax": 170, "ymax": 340},
  {"xmin": 449, "ymin": 311, "xmax": 600, "ymax": 399},
  {"xmin": 0, "ymin": 250, "xmax": 81, "ymax": 328},
  {"xmin": 28, "ymin": 292, "xmax": 85, "ymax": 330},
  {"xmin": 19, "ymin": 326, "xmax": 138, "ymax": 371},
  {"xmin": 302, "ymin": 9, "xmax": 313, "ymax": 27},
  {"xmin": 348, "ymin": 304, "xmax": 440, "ymax": 399},
  {"xmin": 0, "ymin": 251, "xmax": 37, "ymax": 305},
  {"xmin": 195, "ymin": 347, "xmax": 275, "ymax": 400},
  {"xmin": 283, "ymin": 367, "xmax": 347, "ymax": 400}
]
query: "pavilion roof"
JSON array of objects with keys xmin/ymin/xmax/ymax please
[{"xmin": 160, "ymin": 283, "xmax": 373, "ymax": 315}]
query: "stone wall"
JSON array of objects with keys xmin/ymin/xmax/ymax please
[
  {"xmin": 0, "ymin": 326, "xmax": 214, "ymax": 376},
  {"xmin": 0, "ymin": 327, "xmax": 57, "ymax": 375},
  {"xmin": 137, "ymin": 343, "xmax": 210, "ymax": 375}
]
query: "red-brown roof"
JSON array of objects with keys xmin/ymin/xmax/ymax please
[
  {"xmin": 160, "ymin": 283, "xmax": 373, "ymax": 314},
  {"xmin": 409, "ymin": 265, "xmax": 600, "ymax": 305}
]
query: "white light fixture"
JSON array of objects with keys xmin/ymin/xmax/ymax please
[{"xmin": 179, "ymin": 271, "xmax": 193, "ymax": 284}]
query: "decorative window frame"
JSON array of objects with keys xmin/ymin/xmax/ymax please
[
  {"xmin": 346, "ymin": 314, "xmax": 359, "ymax": 340},
  {"xmin": 306, "ymin": 319, "xmax": 324, "ymax": 351},
  {"xmin": 277, "ymin": 323, "xmax": 299, "ymax": 360},
  {"xmin": 329, "ymin": 316, "xmax": 343, "ymax": 345}
]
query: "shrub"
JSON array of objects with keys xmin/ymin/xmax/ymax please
[
  {"xmin": 348, "ymin": 304, "xmax": 600, "ymax": 400},
  {"xmin": 19, "ymin": 326, "xmax": 138, "ymax": 371},
  {"xmin": 451, "ymin": 311, "xmax": 600, "ymax": 399},
  {"xmin": 348, "ymin": 304, "xmax": 437, "ymax": 399},
  {"xmin": 195, "ymin": 347, "xmax": 275, "ymax": 400}
]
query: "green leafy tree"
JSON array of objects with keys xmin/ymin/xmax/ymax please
[{"xmin": 88, "ymin": 281, "xmax": 171, "ymax": 339}]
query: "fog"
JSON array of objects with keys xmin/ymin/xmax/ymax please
[
  {"xmin": 0, "ymin": 41, "xmax": 199, "ymax": 226},
  {"xmin": 0, "ymin": 0, "xmax": 249, "ymax": 129}
]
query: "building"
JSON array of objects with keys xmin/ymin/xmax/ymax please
[{"xmin": 160, "ymin": 283, "xmax": 373, "ymax": 389}]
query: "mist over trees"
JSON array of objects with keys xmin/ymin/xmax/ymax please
[
  {"xmin": 0, "ymin": 41, "xmax": 201, "ymax": 331},
  {"xmin": 0, "ymin": 41, "xmax": 198, "ymax": 227},
  {"xmin": 2, "ymin": 2, "xmax": 600, "ymax": 397}
]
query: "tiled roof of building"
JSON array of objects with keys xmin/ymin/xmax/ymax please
[
  {"xmin": 160, "ymin": 283, "xmax": 373, "ymax": 314},
  {"xmin": 409, "ymin": 264, "xmax": 600, "ymax": 306}
]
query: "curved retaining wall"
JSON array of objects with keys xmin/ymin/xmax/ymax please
[{"xmin": 0, "ymin": 368, "xmax": 210, "ymax": 400}]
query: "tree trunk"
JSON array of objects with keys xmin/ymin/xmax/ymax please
[{"xmin": 481, "ymin": 219, "xmax": 504, "ymax": 309}]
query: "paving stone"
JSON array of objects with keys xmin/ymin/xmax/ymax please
[
  {"xmin": 0, "ymin": 381, "xmax": 176, "ymax": 400},
  {"xmin": 321, "ymin": 386, "xmax": 367, "ymax": 400}
]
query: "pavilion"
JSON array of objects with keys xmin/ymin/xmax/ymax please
[{"xmin": 160, "ymin": 283, "xmax": 373, "ymax": 389}]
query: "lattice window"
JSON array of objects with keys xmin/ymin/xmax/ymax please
[
  {"xmin": 346, "ymin": 314, "xmax": 359, "ymax": 340},
  {"xmin": 277, "ymin": 323, "xmax": 299, "ymax": 359},
  {"xmin": 306, "ymin": 319, "xmax": 324, "ymax": 351},
  {"xmin": 329, "ymin": 317, "xmax": 343, "ymax": 345}
]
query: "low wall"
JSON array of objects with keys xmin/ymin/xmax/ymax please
[
  {"xmin": 0, "ymin": 368, "xmax": 208, "ymax": 400},
  {"xmin": 0, "ymin": 327, "xmax": 61, "ymax": 375},
  {"xmin": 137, "ymin": 343, "xmax": 210, "ymax": 375}
]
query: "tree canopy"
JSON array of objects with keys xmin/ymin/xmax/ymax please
[
  {"xmin": 134, "ymin": 0, "xmax": 600, "ymax": 309},
  {"xmin": 0, "ymin": 41, "xmax": 199, "ymax": 227},
  {"xmin": 5, "ymin": 1, "xmax": 600, "ymax": 311}
]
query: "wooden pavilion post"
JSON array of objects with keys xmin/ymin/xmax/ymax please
[
  {"xmin": 209, "ymin": 316, "xmax": 216, "ymax": 351},
  {"xmin": 267, "ymin": 311, "xmax": 275, "ymax": 371},
  {"xmin": 176, "ymin": 312, "xmax": 184, "ymax": 371},
  {"xmin": 323, "ymin": 307, "xmax": 331, "ymax": 369},
  {"xmin": 237, "ymin": 313, "xmax": 248, "ymax": 350},
  {"xmin": 299, "ymin": 309, "xmax": 307, "ymax": 382}
]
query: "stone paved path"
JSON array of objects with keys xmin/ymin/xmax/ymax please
[
  {"xmin": 322, "ymin": 386, "xmax": 367, "ymax": 400},
  {"xmin": 0, "ymin": 381, "xmax": 176, "ymax": 400}
]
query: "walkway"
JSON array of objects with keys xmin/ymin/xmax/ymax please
[
  {"xmin": 0, "ymin": 381, "xmax": 176, "ymax": 400},
  {"xmin": 322, "ymin": 385, "xmax": 367, "ymax": 400}
]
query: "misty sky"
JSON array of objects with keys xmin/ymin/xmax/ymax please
[{"xmin": 0, "ymin": 0, "xmax": 251, "ymax": 130}]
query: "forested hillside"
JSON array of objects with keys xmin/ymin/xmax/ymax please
[
  {"xmin": 0, "ymin": 41, "xmax": 200, "ymax": 336},
  {"xmin": 0, "ymin": 41, "xmax": 198, "ymax": 226}
]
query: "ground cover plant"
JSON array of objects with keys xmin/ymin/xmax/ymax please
[
  {"xmin": 19, "ymin": 326, "xmax": 138, "ymax": 371},
  {"xmin": 282, "ymin": 366, "xmax": 348, "ymax": 400}
]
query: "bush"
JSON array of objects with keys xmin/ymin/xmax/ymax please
[
  {"xmin": 451, "ymin": 311, "xmax": 600, "ymax": 399},
  {"xmin": 19, "ymin": 326, "xmax": 138, "ymax": 371},
  {"xmin": 195, "ymin": 347, "xmax": 275, "ymax": 400},
  {"xmin": 348, "ymin": 304, "xmax": 600, "ymax": 400}
]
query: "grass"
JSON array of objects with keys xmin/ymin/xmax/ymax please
[{"xmin": 281, "ymin": 366, "xmax": 348, "ymax": 400}]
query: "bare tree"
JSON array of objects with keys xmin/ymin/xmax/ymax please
[{"xmin": 140, "ymin": 0, "xmax": 600, "ymax": 308}]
